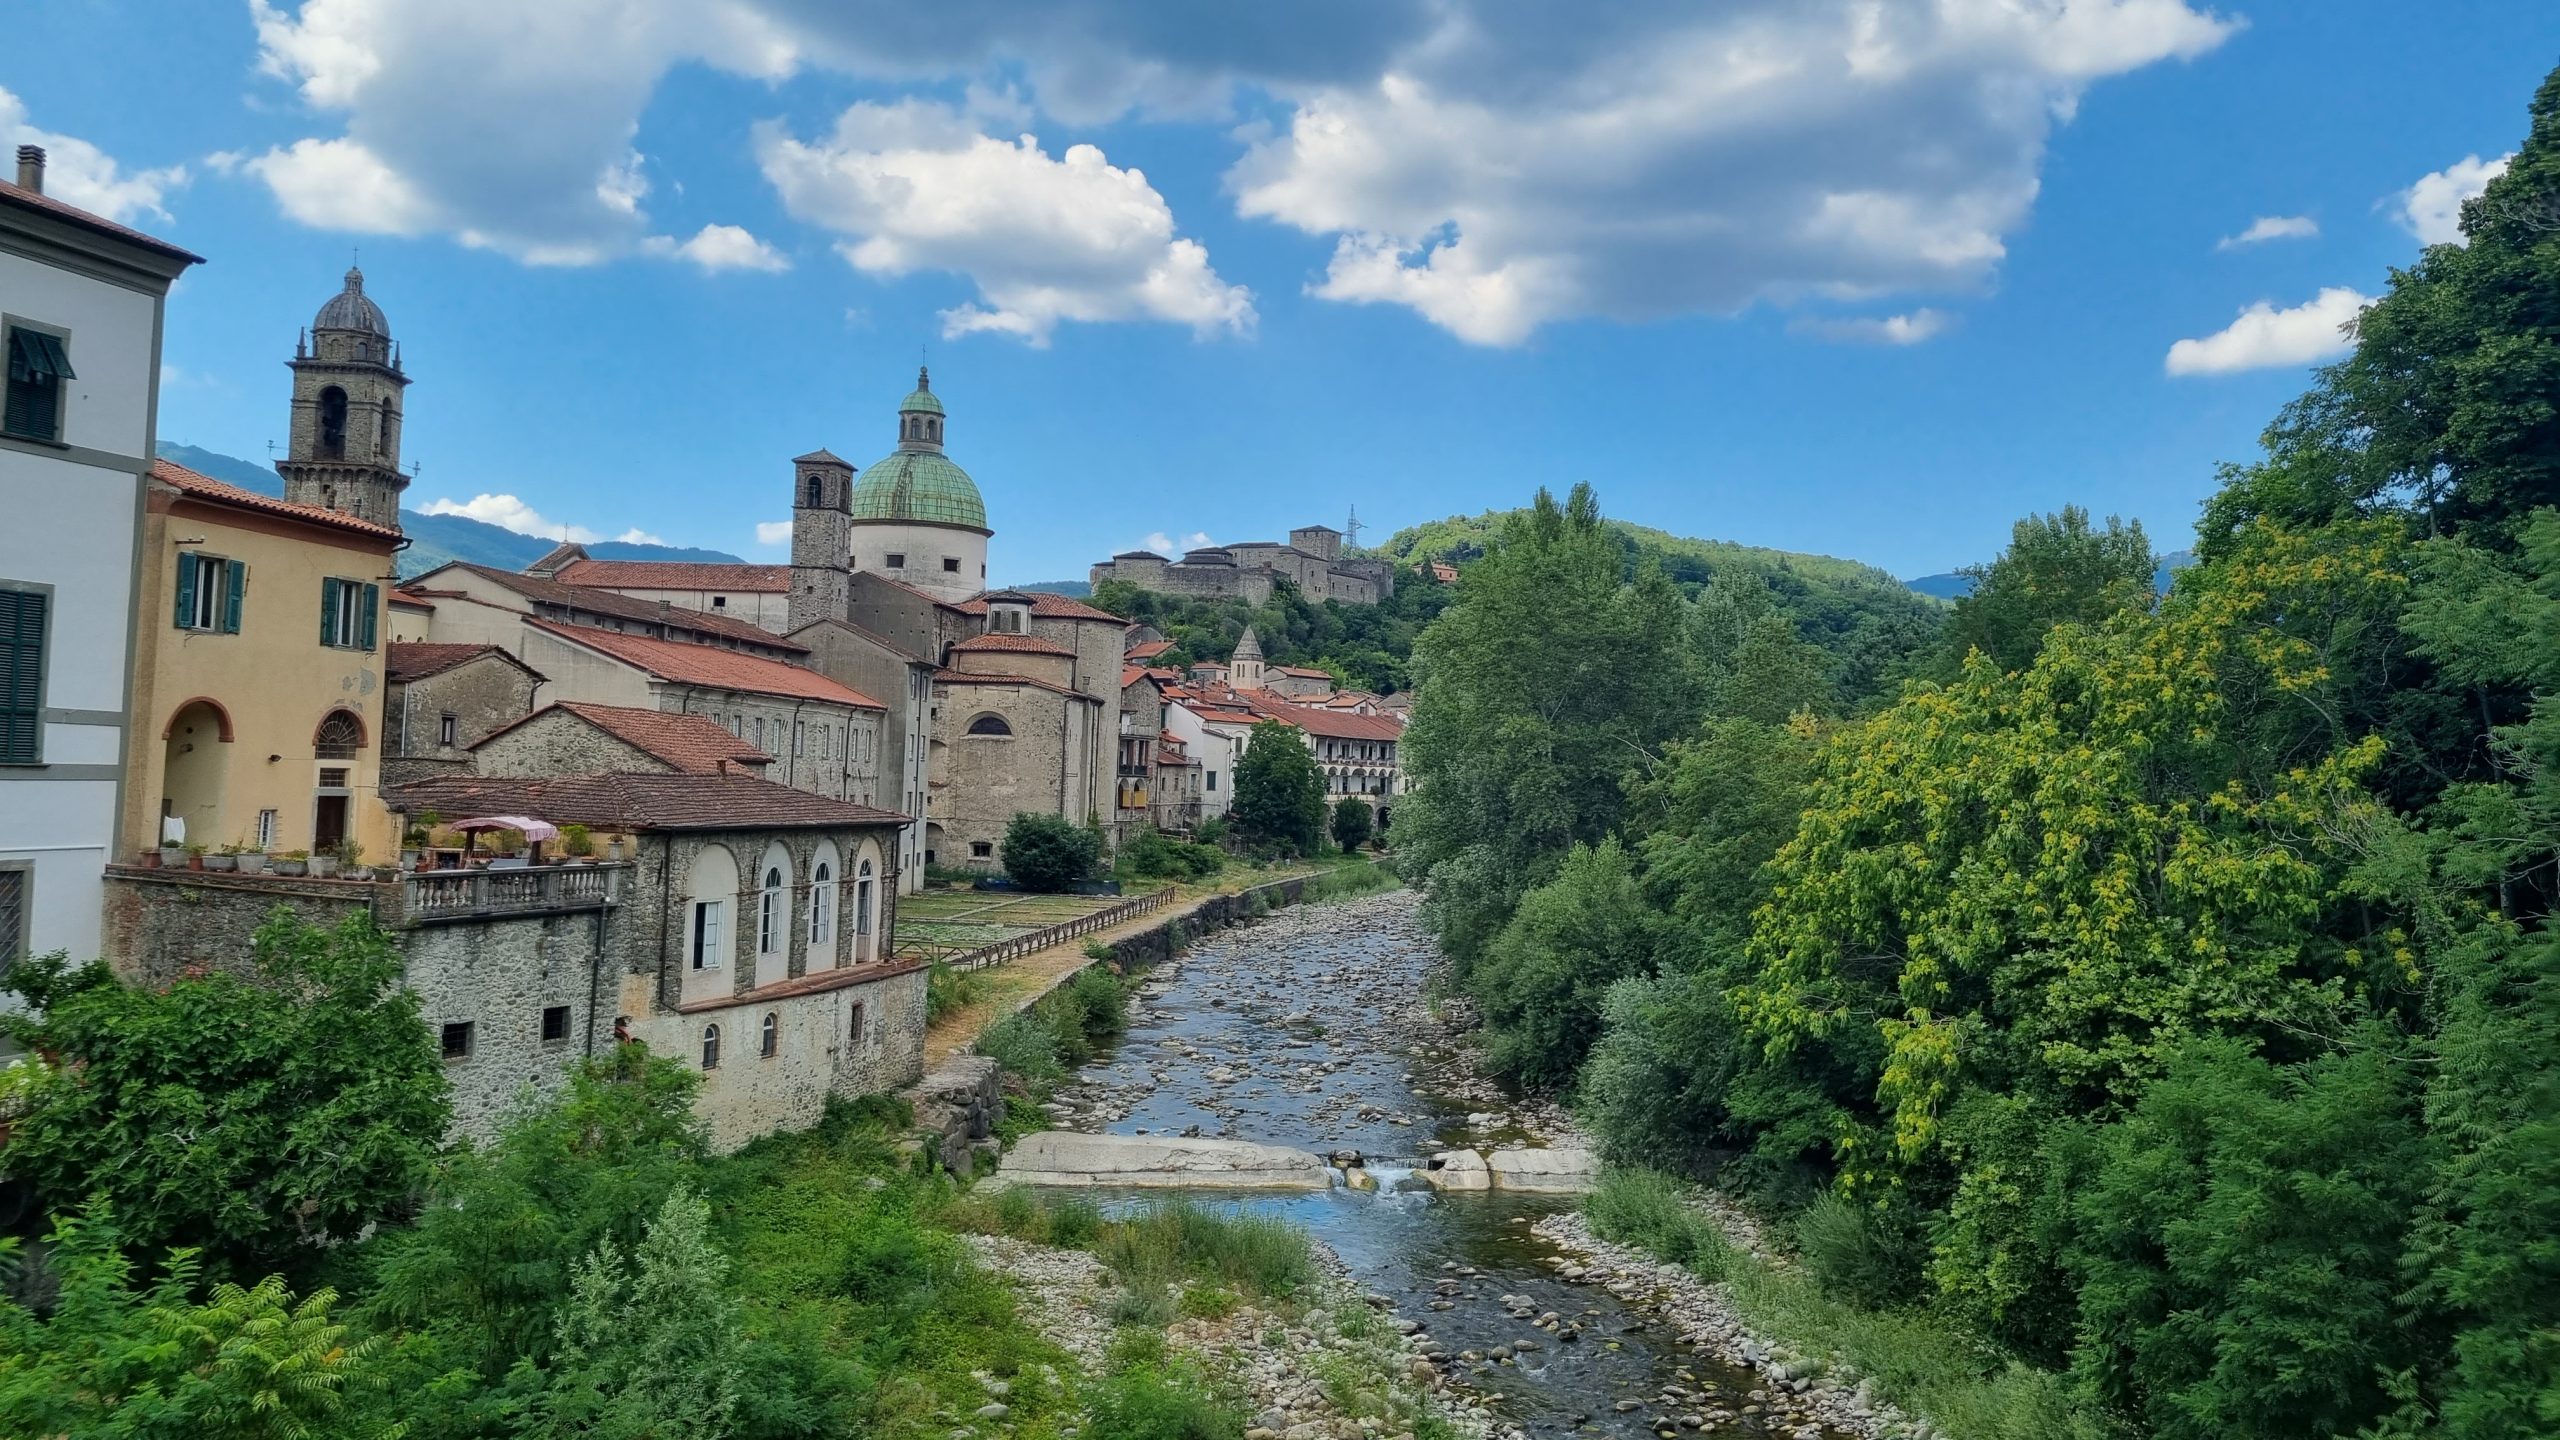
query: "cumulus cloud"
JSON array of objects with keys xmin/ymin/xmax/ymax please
[
  {"xmin": 1788, "ymin": 309, "xmax": 1953, "ymax": 345},
  {"xmin": 2397, "ymin": 153, "xmax": 2511, "ymax": 247},
  {"xmin": 644, "ymin": 223, "xmax": 791, "ymax": 273},
  {"xmin": 2165, "ymin": 287, "xmax": 2370, "ymax": 376},
  {"xmin": 421, "ymin": 493, "xmax": 664, "ymax": 545},
  {"xmin": 755, "ymin": 519, "xmax": 795, "ymax": 547},
  {"xmin": 0, "ymin": 86, "xmax": 188, "ymax": 222},
  {"xmin": 759, "ymin": 100, "xmax": 1252, "ymax": 344},
  {"xmin": 2217, "ymin": 214, "xmax": 2317, "ymax": 249},
  {"xmin": 1140, "ymin": 530, "xmax": 1215, "ymax": 556}
]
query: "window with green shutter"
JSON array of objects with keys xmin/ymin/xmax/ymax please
[
  {"xmin": 0, "ymin": 586, "xmax": 47, "ymax": 764},
  {"xmin": 320, "ymin": 577, "xmax": 378, "ymax": 649},
  {"xmin": 173, "ymin": 554, "xmax": 239, "ymax": 632},
  {"xmin": 3, "ymin": 326, "xmax": 71, "ymax": 442}
]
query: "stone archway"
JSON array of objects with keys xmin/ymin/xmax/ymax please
[{"xmin": 161, "ymin": 699, "xmax": 232, "ymax": 849}]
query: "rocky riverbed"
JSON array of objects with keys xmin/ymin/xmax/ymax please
[{"xmin": 973, "ymin": 889, "xmax": 1906, "ymax": 1440}]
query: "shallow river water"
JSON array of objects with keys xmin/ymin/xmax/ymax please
[{"xmin": 1043, "ymin": 893, "xmax": 1849, "ymax": 1440}]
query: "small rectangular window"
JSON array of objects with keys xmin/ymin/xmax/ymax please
[
  {"xmin": 440, "ymin": 1021, "xmax": 474, "ymax": 1059},
  {"xmin": 541, "ymin": 1005, "xmax": 571, "ymax": 1042},
  {"xmin": 711, "ymin": 595, "xmax": 728, "ymax": 608},
  {"xmin": 1206, "ymin": 772, "xmax": 1218, "ymax": 791},
  {"xmin": 3, "ymin": 325, "xmax": 71, "ymax": 442},
  {"xmin": 941, "ymin": 557, "xmax": 959, "ymax": 572},
  {"xmin": 0, "ymin": 586, "xmax": 47, "ymax": 765},
  {"xmin": 884, "ymin": 552, "xmax": 906, "ymax": 568},
  {"xmin": 970, "ymin": 841, "xmax": 993, "ymax": 859},
  {"xmin": 794, "ymin": 720, "xmax": 805, "ymax": 756},
  {"xmin": 439, "ymin": 712, "xmax": 458, "ymax": 747},
  {"xmin": 850, "ymin": 1001, "xmax": 866, "ymax": 1043},
  {"xmin": 256, "ymin": 809, "xmax": 278, "ymax": 849}
]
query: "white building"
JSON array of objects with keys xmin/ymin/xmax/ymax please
[
  {"xmin": 0, "ymin": 147, "xmax": 198, "ymax": 983},
  {"xmin": 1163, "ymin": 697, "xmax": 1254, "ymax": 824}
]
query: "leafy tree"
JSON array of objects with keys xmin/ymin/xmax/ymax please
[
  {"xmin": 532, "ymin": 1187, "xmax": 743, "ymax": 1439},
  {"xmin": 1470, "ymin": 838, "xmax": 1658, "ymax": 1088},
  {"xmin": 0, "ymin": 910, "xmax": 450, "ymax": 1274},
  {"xmin": 1330, "ymin": 796, "xmax": 1373, "ymax": 851},
  {"xmin": 1001, "ymin": 811, "xmax": 1099, "ymax": 891},
  {"xmin": 1233, "ymin": 721, "xmax": 1326, "ymax": 855},
  {"xmin": 0, "ymin": 1206, "xmax": 398, "ymax": 1440},
  {"xmin": 1936, "ymin": 505, "xmax": 2158, "ymax": 675}
]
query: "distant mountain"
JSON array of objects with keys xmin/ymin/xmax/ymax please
[
  {"xmin": 154, "ymin": 443, "xmax": 746, "ymax": 579},
  {"xmin": 1903, "ymin": 550, "xmax": 2196, "ymax": 601},
  {"xmin": 1013, "ymin": 579, "xmax": 1093, "ymax": 598}
]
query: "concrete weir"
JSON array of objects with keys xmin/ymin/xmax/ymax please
[{"xmin": 990, "ymin": 1130, "xmax": 1337, "ymax": 1190}]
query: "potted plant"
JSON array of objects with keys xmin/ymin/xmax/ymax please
[
  {"xmin": 605, "ymin": 833, "xmax": 629, "ymax": 863},
  {"xmin": 234, "ymin": 843, "xmax": 270, "ymax": 876},
  {"xmin": 403, "ymin": 809, "xmax": 439, "ymax": 870},
  {"xmin": 156, "ymin": 839, "xmax": 183, "ymax": 868},
  {"xmin": 271, "ymin": 849, "xmax": 310, "ymax": 877},
  {"xmin": 204, "ymin": 843, "xmax": 240, "ymax": 873},
  {"xmin": 308, "ymin": 847, "xmax": 338, "ymax": 878},
  {"xmin": 333, "ymin": 837, "xmax": 369, "ymax": 881},
  {"xmin": 561, "ymin": 824, "xmax": 594, "ymax": 865}
]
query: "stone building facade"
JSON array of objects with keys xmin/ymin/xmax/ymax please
[
  {"xmin": 1089, "ymin": 524, "xmax": 1396, "ymax": 606},
  {"xmin": 471, "ymin": 702, "xmax": 777, "ymax": 781},
  {"xmin": 384, "ymin": 642, "xmax": 544, "ymax": 785}
]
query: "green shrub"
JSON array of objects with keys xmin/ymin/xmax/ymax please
[
  {"xmin": 926, "ymin": 962, "xmax": 988, "ymax": 1023},
  {"xmin": 1584, "ymin": 1169, "xmax": 1733, "ymax": 1278},
  {"xmin": 1792, "ymin": 1191, "xmax": 1926, "ymax": 1309},
  {"xmin": 1331, "ymin": 797, "xmax": 1373, "ymax": 851},
  {"xmin": 1087, "ymin": 1361, "xmax": 1245, "ymax": 1440},
  {"xmin": 1096, "ymin": 1199, "xmax": 1316, "ymax": 1300},
  {"xmin": 975, "ymin": 1013, "xmax": 1063, "ymax": 1086},
  {"xmin": 1003, "ymin": 813, "xmax": 1100, "ymax": 892}
]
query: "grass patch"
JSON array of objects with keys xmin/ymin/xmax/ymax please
[
  {"xmin": 1585, "ymin": 1170, "xmax": 2114, "ymax": 1440},
  {"xmin": 1094, "ymin": 1199, "xmax": 1317, "ymax": 1301},
  {"xmin": 1302, "ymin": 859, "xmax": 1399, "ymax": 904},
  {"xmin": 1086, "ymin": 1357, "xmax": 1242, "ymax": 1440},
  {"xmin": 926, "ymin": 961, "xmax": 990, "ymax": 1023}
]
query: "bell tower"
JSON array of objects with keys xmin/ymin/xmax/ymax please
[
  {"xmin": 789, "ymin": 448, "xmax": 855, "ymax": 632},
  {"xmin": 276, "ymin": 265, "xmax": 410, "ymax": 531}
]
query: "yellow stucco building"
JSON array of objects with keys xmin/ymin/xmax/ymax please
[{"xmin": 121, "ymin": 458, "xmax": 403, "ymax": 863}]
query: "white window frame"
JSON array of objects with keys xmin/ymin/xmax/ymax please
[{"xmin": 690, "ymin": 899, "xmax": 726, "ymax": 970}]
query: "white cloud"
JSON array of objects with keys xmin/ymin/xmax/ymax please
[
  {"xmin": 1788, "ymin": 308, "xmax": 1953, "ymax": 345},
  {"xmin": 420, "ymin": 492, "xmax": 664, "ymax": 545},
  {"xmin": 235, "ymin": 136, "xmax": 443, "ymax": 234},
  {"xmin": 0, "ymin": 86, "xmax": 188, "ymax": 222},
  {"xmin": 2217, "ymin": 214, "xmax": 2317, "ymax": 249},
  {"xmin": 2397, "ymin": 152, "xmax": 2511, "ymax": 247},
  {"xmin": 644, "ymin": 223, "xmax": 791, "ymax": 273},
  {"xmin": 755, "ymin": 520, "xmax": 795, "ymax": 546},
  {"xmin": 2165, "ymin": 287, "xmax": 2371, "ymax": 376},
  {"xmin": 1141, "ymin": 531, "xmax": 1214, "ymax": 556},
  {"xmin": 759, "ymin": 100, "xmax": 1252, "ymax": 344}
]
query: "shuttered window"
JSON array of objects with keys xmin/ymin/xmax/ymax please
[
  {"xmin": 320, "ymin": 577, "xmax": 379, "ymax": 649},
  {"xmin": 3, "ymin": 326, "xmax": 71, "ymax": 442},
  {"xmin": 0, "ymin": 868, "xmax": 27, "ymax": 978},
  {"xmin": 173, "ymin": 554, "xmax": 246, "ymax": 632},
  {"xmin": 0, "ymin": 587, "xmax": 46, "ymax": 764}
]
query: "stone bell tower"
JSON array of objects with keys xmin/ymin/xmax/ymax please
[
  {"xmin": 789, "ymin": 448, "xmax": 856, "ymax": 632},
  {"xmin": 276, "ymin": 265, "xmax": 410, "ymax": 531}
]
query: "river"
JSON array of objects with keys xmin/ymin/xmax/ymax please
[{"xmin": 1041, "ymin": 889, "xmax": 1851, "ymax": 1440}]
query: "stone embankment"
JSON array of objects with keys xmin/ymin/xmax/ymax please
[{"xmin": 990, "ymin": 1131, "xmax": 1337, "ymax": 1190}]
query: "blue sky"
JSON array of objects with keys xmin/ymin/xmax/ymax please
[{"xmin": 8, "ymin": 2, "xmax": 2553, "ymax": 583}]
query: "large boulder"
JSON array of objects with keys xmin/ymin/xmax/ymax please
[
  {"xmin": 901, "ymin": 1056, "xmax": 1006, "ymax": 1174},
  {"xmin": 991, "ymin": 1131, "xmax": 1335, "ymax": 1190},
  {"xmin": 1420, "ymin": 1148, "xmax": 1492, "ymax": 1191},
  {"xmin": 1486, "ymin": 1147, "xmax": 1602, "ymax": 1192}
]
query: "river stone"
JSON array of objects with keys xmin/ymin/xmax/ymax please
[
  {"xmin": 989, "ymin": 1131, "xmax": 1334, "ymax": 1190},
  {"xmin": 1485, "ymin": 1147, "xmax": 1602, "ymax": 1192},
  {"xmin": 1420, "ymin": 1149, "xmax": 1492, "ymax": 1191}
]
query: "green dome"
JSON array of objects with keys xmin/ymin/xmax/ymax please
[
  {"xmin": 851, "ymin": 450, "xmax": 986, "ymax": 529},
  {"xmin": 901, "ymin": 364, "xmax": 944, "ymax": 416}
]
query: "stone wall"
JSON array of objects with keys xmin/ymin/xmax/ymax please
[
  {"xmin": 102, "ymin": 866, "xmax": 392, "ymax": 985},
  {"xmin": 407, "ymin": 906, "xmax": 617, "ymax": 1138},
  {"xmin": 622, "ymin": 961, "xmax": 928, "ymax": 1153},
  {"xmin": 389, "ymin": 654, "xmax": 541, "ymax": 759}
]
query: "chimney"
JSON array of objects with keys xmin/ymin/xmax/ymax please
[{"xmin": 14, "ymin": 145, "xmax": 43, "ymax": 194}]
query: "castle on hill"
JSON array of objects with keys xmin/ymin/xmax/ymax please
[{"xmin": 1090, "ymin": 523, "xmax": 1397, "ymax": 606}]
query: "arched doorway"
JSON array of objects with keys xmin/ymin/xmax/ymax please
[
  {"xmin": 312, "ymin": 710, "xmax": 366, "ymax": 852},
  {"xmin": 161, "ymin": 700, "xmax": 232, "ymax": 849}
]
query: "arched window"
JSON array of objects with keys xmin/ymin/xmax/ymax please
[
  {"xmin": 760, "ymin": 1012, "xmax": 779, "ymax": 1058},
  {"xmin": 809, "ymin": 860, "xmax": 833, "ymax": 946},
  {"xmin": 317, "ymin": 386, "xmax": 348, "ymax": 459},
  {"xmin": 965, "ymin": 713, "xmax": 1012, "ymax": 737},
  {"xmin": 685, "ymin": 844, "xmax": 739, "ymax": 976},
  {"xmin": 314, "ymin": 710, "xmax": 365, "ymax": 759},
  {"xmin": 855, "ymin": 858, "xmax": 875, "ymax": 940},
  {"xmin": 758, "ymin": 866, "xmax": 784, "ymax": 955},
  {"xmin": 701, "ymin": 1024, "xmax": 721, "ymax": 1069},
  {"xmin": 806, "ymin": 476, "xmax": 822, "ymax": 507}
]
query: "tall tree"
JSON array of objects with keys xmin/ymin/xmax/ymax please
[
  {"xmin": 1936, "ymin": 505, "xmax": 2159, "ymax": 675},
  {"xmin": 1232, "ymin": 720, "xmax": 1326, "ymax": 855}
]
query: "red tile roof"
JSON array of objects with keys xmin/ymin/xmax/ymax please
[
  {"xmin": 385, "ymin": 771, "xmax": 909, "ymax": 832},
  {"xmin": 1276, "ymin": 666, "xmax": 1334, "ymax": 679},
  {"xmin": 1125, "ymin": 638, "xmax": 1175, "ymax": 662},
  {"xmin": 385, "ymin": 642, "xmax": 540, "ymax": 684},
  {"xmin": 951, "ymin": 632, "xmax": 1077, "ymax": 657},
  {"xmin": 674, "ymin": 956, "xmax": 925, "ymax": 1013},
  {"xmin": 1242, "ymin": 693, "xmax": 1404, "ymax": 740},
  {"xmin": 473, "ymin": 701, "xmax": 776, "ymax": 775},
  {"xmin": 553, "ymin": 559, "xmax": 789, "ymax": 592},
  {"xmin": 955, "ymin": 590, "xmax": 1122, "ymax": 623},
  {"xmin": 431, "ymin": 563, "xmax": 804, "ymax": 651},
  {"xmin": 152, "ymin": 459, "xmax": 402, "ymax": 540},
  {"xmin": 0, "ymin": 177, "xmax": 204, "ymax": 262},
  {"xmin": 932, "ymin": 668, "xmax": 1103, "ymax": 702},
  {"xmin": 527, "ymin": 619, "xmax": 883, "ymax": 708}
]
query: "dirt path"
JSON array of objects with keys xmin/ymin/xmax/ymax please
[{"xmin": 919, "ymin": 871, "xmax": 1315, "ymax": 1066}]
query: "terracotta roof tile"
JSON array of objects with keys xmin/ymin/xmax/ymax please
[
  {"xmin": 471, "ymin": 701, "xmax": 777, "ymax": 775},
  {"xmin": 1242, "ymin": 693, "xmax": 1404, "ymax": 740},
  {"xmin": 152, "ymin": 459, "xmax": 402, "ymax": 540},
  {"xmin": 528, "ymin": 619, "xmax": 882, "ymax": 708},
  {"xmin": 0, "ymin": 177, "xmax": 203, "ymax": 262},
  {"xmin": 386, "ymin": 642, "xmax": 540, "ymax": 684},
  {"xmin": 1275, "ymin": 666, "xmax": 1334, "ymax": 679},
  {"xmin": 385, "ymin": 771, "xmax": 909, "ymax": 832},
  {"xmin": 954, "ymin": 590, "xmax": 1121, "ymax": 623},
  {"xmin": 433, "ymin": 563, "xmax": 803, "ymax": 651},
  {"xmin": 932, "ymin": 668, "xmax": 1103, "ymax": 702},
  {"xmin": 553, "ymin": 558, "xmax": 789, "ymax": 592},
  {"xmin": 951, "ymin": 632, "xmax": 1077, "ymax": 657},
  {"xmin": 1125, "ymin": 639, "xmax": 1174, "ymax": 661}
]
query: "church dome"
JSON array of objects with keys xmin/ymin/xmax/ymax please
[
  {"xmin": 849, "ymin": 451, "xmax": 987, "ymax": 530},
  {"xmin": 313, "ymin": 265, "xmax": 390, "ymax": 336}
]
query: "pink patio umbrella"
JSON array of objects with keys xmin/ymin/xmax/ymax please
[{"xmin": 448, "ymin": 815, "xmax": 562, "ymax": 863}]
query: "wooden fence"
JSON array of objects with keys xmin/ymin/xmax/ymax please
[{"xmin": 939, "ymin": 885, "xmax": 1178, "ymax": 973}]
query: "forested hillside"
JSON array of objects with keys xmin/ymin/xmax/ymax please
[{"xmin": 1396, "ymin": 66, "xmax": 2560, "ymax": 1440}]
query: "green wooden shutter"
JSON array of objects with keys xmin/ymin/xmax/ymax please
[
  {"xmin": 173, "ymin": 553, "xmax": 199, "ymax": 629},
  {"xmin": 320, "ymin": 577, "xmax": 339, "ymax": 645},
  {"xmin": 0, "ymin": 589, "xmax": 45, "ymax": 763},
  {"xmin": 358, "ymin": 583, "xmax": 379, "ymax": 650},
  {"xmin": 221, "ymin": 561, "xmax": 247, "ymax": 634}
]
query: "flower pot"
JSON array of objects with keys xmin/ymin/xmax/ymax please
[
  {"xmin": 203, "ymin": 854, "xmax": 238, "ymax": 872},
  {"xmin": 273, "ymin": 859, "xmax": 308, "ymax": 877},
  {"xmin": 344, "ymin": 866, "xmax": 373, "ymax": 882},
  {"xmin": 157, "ymin": 846, "xmax": 182, "ymax": 869},
  {"xmin": 400, "ymin": 849, "xmax": 421, "ymax": 871},
  {"xmin": 234, "ymin": 853, "xmax": 269, "ymax": 876},
  {"xmin": 309, "ymin": 857, "xmax": 339, "ymax": 878}
]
